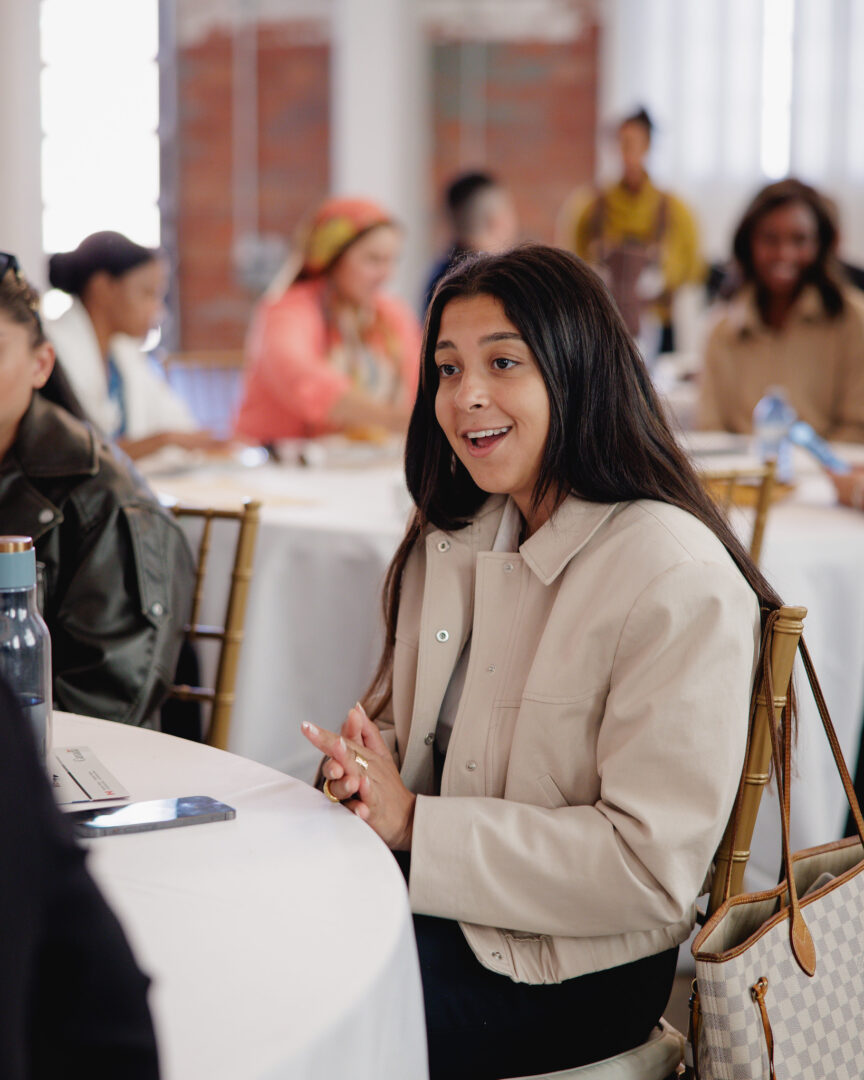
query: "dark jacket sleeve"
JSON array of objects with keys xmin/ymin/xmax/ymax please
[
  {"xmin": 50, "ymin": 493, "xmax": 195, "ymax": 727},
  {"xmin": 0, "ymin": 677, "xmax": 160, "ymax": 1079}
]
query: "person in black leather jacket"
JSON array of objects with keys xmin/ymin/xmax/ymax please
[{"xmin": 0, "ymin": 253, "xmax": 194, "ymax": 727}]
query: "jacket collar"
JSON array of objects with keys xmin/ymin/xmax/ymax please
[
  {"xmin": 727, "ymin": 283, "xmax": 825, "ymax": 337},
  {"xmin": 10, "ymin": 394, "xmax": 99, "ymax": 479},
  {"xmin": 443, "ymin": 494, "xmax": 621, "ymax": 586},
  {"xmin": 520, "ymin": 496, "xmax": 621, "ymax": 585}
]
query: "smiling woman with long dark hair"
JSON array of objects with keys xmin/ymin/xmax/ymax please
[
  {"xmin": 302, "ymin": 245, "xmax": 776, "ymax": 1079},
  {"xmin": 698, "ymin": 179, "xmax": 864, "ymax": 441}
]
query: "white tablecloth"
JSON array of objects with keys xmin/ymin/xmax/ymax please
[
  {"xmin": 55, "ymin": 712, "xmax": 428, "ymax": 1080},
  {"xmin": 154, "ymin": 445, "xmax": 864, "ymax": 889},
  {"xmin": 157, "ymin": 460, "xmax": 410, "ymax": 782}
]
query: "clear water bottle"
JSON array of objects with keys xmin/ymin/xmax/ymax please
[
  {"xmin": 752, "ymin": 386, "xmax": 796, "ymax": 484},
  {"xmin": 0, "ymin": 537, "xmax": 52, "ymax": 761}
]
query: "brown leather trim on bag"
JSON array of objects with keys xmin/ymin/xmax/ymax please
[{"xmin": 751, "ymin": 977, "xmax": 776, "ymax": 1080}]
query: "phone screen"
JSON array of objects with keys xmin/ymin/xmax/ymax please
[{"xmin": 67, "ymin": 795, "xmax": 236, "ymax": 838}]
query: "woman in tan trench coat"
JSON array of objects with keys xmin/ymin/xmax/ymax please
[{"xmin": 303, "ymin": 245, "xmax": 782, "ymax": 1079}]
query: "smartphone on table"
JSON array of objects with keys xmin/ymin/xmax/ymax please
[{"xmin": 67, "ymin": 795, "xmax": 236, "ymax": 838}]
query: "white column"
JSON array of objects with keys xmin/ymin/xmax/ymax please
[
  {"xmin": 330, "ymin": 0, "xmax": 428, "ymax": 307},
  {"xmin": 0, "ymin": 0, "xmax": 44, "ymax": 288}
]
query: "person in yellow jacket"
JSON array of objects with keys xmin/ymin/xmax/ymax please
[{"xmin": 557, "ymin": 107, "xmax": 704, "ymax": 357}]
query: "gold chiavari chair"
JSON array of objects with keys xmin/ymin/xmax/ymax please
[
  {"xmin": 165, "ymin": 499, "xmax": 261, "ymax": 750},
  {"xmin": 699, "ymin": 459, "xmax": 778, "ymax": 565}
]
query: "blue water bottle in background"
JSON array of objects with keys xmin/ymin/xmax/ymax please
[
  {"xmin": 0, "ymin": 537, "xmax": 52, "ymax": 762},
  {"xmin": 752, "ymin": 386, "xmax": 797, "ymax": 484}
]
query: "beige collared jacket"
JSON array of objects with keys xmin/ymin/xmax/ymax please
[{"xmin": 380, "ymin": 494, "xmax": 761, "ymax": 984}]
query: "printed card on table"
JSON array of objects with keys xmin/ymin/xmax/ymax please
[{"xmin": 52, "ymin": 746, "xmax": 130, "ymax": 805}]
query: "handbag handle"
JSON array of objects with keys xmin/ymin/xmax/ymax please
[
  {"xmin": 764, "ymin": 633, "xmax": 864, "ymax": 976},
  {"xmin": 761, "ymin": 621, "xmax": 817, "ymax": 975}
]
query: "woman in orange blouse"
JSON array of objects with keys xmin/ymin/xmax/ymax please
[{"xmin": 234, "ymin": 198, "xmax": 421, "ymax": 444}]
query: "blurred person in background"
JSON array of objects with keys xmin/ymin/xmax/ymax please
[
  {"xmin": 698, "ymin": 179, "xmax": 864, "ymax": 441},
  {"xmin": 0, "ymin": 674, "xmax": 160, "ymax": 1079},
  {"xmin": 234, "ymin": 197, "xmax": 421, "ymax": 445},
  {"xmin": 423, "ymin": 171, "xmax": 519, "ymax": 309},
  {"xmin": 0, "ymin": 253, "xmax": 195, "ymax": 727},
  {"xmin": 46, "ymin": 231, "xmax": 225, "ymax": 461},
  {"xmin": 558, "ymin": 107, "xmax": 703, "ymax": 359}
]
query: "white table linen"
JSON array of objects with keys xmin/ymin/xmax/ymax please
[
  {"xmin": 157, "ymin": 459, "xmax": 410, "ymax": 781},
  {"xmin": 55, "ymin": 712, "xmax": 428, "ymax": 1080},
  {"xmin": 153, "ymin": 444, "xmax": 864, "ymax": 892}
]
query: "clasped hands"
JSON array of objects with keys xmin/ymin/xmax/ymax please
[{"xmin": 301, "ymin": 704, "xmax": 415, "ymax": 850}]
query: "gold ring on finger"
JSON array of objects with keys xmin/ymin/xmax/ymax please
[
  {"xmin": 322, "ymin": 778, "xmax": 340, "ymax": 803},
  {"xmin": 354, "ymin": 752, "xmax": 369, "ymax": 771}
]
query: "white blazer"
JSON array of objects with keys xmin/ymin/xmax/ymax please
[{"xmin": 46, "ymin": 298, "xmax": 196, "ymax": 440}]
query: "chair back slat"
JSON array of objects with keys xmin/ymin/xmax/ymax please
[
  {"xmin": 708, "ymin": 603, "xmax": 806, "ymax": 915},
  {"xmin": 167, "ymin": 499, "xmax": 261, "ymax": 749},
  {"xmin": 187, "ymin": 514, "xmax": 214, "ymax": 635},
  {"xmin": 209, "ymin": 501, "xmax": 260, "ymax": 750}
]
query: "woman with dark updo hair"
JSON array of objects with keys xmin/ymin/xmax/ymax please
[
  {"xmin": 699, "ymin": 179, "xmax": 864, "ymax": 441},
  {"xmin": 46, "ymin": 231, "xmax": 223, "ymax": 460}
]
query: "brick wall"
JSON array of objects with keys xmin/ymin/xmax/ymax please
[
  {"xmin": 172, "ymin": 18, "xmax": 598, "ymax": 350},
  {"xmin": 175, "ymin": 22, "xmax": 329, "ymax": 350}
]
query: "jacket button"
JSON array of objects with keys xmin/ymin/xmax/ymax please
[
  {"xmin": 435, "ymin": 629, "xmax": 449, "ymax": 643},
  {"xmin": 38, "ymin": 508, "xmax": 54, "ymax": 524},
  {"xmin": 437, "ymin": 540, "xmax": 450, "ymax": 552},
  {"xmin": 466, "ymin": 760, "xmax": 477, "ymax": 771},
  {"xmin": 491, "ymin": 951, "xmax": 503, "ymax": 960},
  {"xmin": 424, "ymin": 732, "xmax": 434, "ymax": 745},
  {"xmin": 150, "ymin": 601, "xmax": 165, "ymax": 617},
  {"xmin": 486, "ymin": 665, "xmax": 496, "ymax": 673},
  {"xmin": 503, "ymin": 562, "xmax": 514, "ymax": 573}
]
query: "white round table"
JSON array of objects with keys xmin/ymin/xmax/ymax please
[
  {"xmin": 154, "ymin": 455, "xmax": 410, "ymax": 782},
  {"xmin": 55, "ymin": 712, "xmax": 428, "ymax": 1080}
]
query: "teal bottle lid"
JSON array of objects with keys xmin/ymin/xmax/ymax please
[{"xmin": 0, "ymin": 537, "xmax": 36, "ymax": 590}]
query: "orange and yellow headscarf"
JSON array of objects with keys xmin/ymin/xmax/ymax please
[{"xmin": 298, "ymin": 197, "xmax": 394, "ymax": 279}]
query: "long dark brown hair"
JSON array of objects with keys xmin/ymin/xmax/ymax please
[
  {"xmin": 364, "ymin": 244, "xmax": 782, "ymax": 717},
  {"xmin": 732, "ymin": 178, "xmax": 846, "ymax": 323}
]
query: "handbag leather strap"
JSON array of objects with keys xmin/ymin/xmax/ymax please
[{"xmin": 762, "ymin": 619, "xmax": 816, "ymax": 976}]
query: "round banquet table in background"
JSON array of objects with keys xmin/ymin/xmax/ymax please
[
  {"xmin": 151, "ymin": 439, "xmax": 864, "ymax": 890},
  {"xmin": 54, "ymin": 712, "xmax": 428, "ymax": 1080},
  {"xmin": 155, "ymin": 454, "xmax": 410, "ymax": 782}
]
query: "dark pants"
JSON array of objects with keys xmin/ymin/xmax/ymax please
[{"xmin": 397, "ymin": 855, "xmax": 678, "ymax": 1080}]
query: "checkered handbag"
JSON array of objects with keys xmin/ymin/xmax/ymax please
[{"xmin": 689, "ymin": 636, "xmax": 864, "ymax": 1080}]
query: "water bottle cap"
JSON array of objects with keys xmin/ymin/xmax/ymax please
[{"xmin": 0, "ymin": 537, "xmax": 36, "ymax": 590}]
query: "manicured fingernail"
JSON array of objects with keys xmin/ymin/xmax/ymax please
[
  {"xmin": 302, "ymin": 721, "xmax": 318, "ymax": 735},
  {"xmin": 355, "ymin": 701, "xmax": 367, "ymax": 716},
  {"xmin": 339, "ymin": 736, "xmax": 346, "ymax": 750}
]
